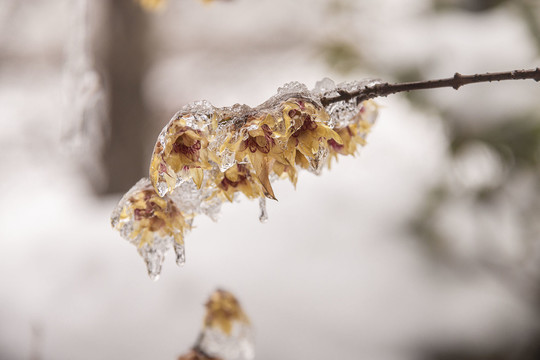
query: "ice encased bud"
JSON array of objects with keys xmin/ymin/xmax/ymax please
[
  {"xmin": 196, "ymin": 289, "xmax": 255, "ymax": 360},
  {"xmin": 110, "ymin": 178, "xmax": 189, "ymax": 279}
]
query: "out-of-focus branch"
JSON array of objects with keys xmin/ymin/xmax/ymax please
[
  {"xmin": 321, "ymin": 68, "xmax": 540, "ymax": 106},
  {"xmin": 99, "ymin": 0, "xmax": 149, "ymax": 194},
  {"xmin": 178, "ymin": 349, "xmax": 220, "ymax": 360}
]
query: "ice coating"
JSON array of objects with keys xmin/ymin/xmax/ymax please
[
  {"xmin": 112, "ymin": 79, "xmax": 378, "ymax": 279},
  {"xmin": 314, "ymin": 78, "xmax": 380, "ymax": 129}
]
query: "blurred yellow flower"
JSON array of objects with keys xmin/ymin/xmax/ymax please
[
  {"xmin": 204, "ymin": 289, "xmax": 250, "ymax": 335},
  {"xmin": 137, "ymin": 0, "xmax": 165, "ymax": 11},
  {"xmin": 177, "ymin": 289, "xmax": 253, "ymax": 360}
]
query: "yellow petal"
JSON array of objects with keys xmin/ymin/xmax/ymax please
[
  {"xmin": 284, "ymin": 139, "xmax": 297, "ymax": 165},
  {"xmin": 295, "ymin": 151, "xmax": 310, "ymax": 169},
  {"xmin": 225, "ymin": 166, "xmax": 240, "ymax": 182},
  {"xmin": 248, "ymin": 151, "xmax": 276, "ymax": 200},
  {"xmin": 163, "ymin": 171, "xmax": 177, "ymax": 193},
  {"xmin": 208, "ymin": 149, "xmax": 221, "ymax": 164},
  {"xmin": 192, "ymin": 168, "xmax": 204, "ymax": 189},
  {"xmin": 319, "ymin": 126, "xmax": 343, "ymax": 145},
  {"xmin": 261, "ymin": 114, "xmax": 276, "ymax": 128},
  {"xmin": 223, "ymin": 189, "xmax": 234, "ymax": 202}
]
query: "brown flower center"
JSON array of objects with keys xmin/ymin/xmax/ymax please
[
  {"xmin": 173, "ymin": 137, "xmax": 201, "ymax": 156},
  {"xmin": 328, "ymin": 138, "xmax": 343, "ymax": 151},
  {"xmin": 292, "ymin": 114, "xmax": 318, "ymax": 137},
  {"xmin": 243, "ymin": 124, "xmax": 275, "ymax": 154}
]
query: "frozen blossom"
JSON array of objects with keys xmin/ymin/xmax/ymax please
[
  {"xmin": 111, "ymin": 178, "xmax": 190, "ymax": 280},
  {"xmin": 177, "ymin": 290, "xmax": 254, "ymax": 360},
  {"xmin": 197, "ymin": 289, "xmax": 254, "ymax": 360},
  {"xmin": 112, "ymin": 79, "xmax": 378, "ymax": 279}
]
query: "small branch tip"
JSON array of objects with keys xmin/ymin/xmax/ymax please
[{"xmin": 322, "ymin": 68, "xmax": 540, "ymax": 105}]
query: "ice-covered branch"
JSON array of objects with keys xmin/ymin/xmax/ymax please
[
  {"xmin": 112, "ymin": 69, "xmax": 540, "ymax": 280},
  {"xmin": 321, "ymin": 68, "xmax": 540, "ymax": 106},
  {"xmin": 112, "ymin": 80, "xmax": 379, "ymax": 279}
]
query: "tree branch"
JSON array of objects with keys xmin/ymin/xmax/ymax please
[{"xmin": 320, "ymin": 68, "xmax": 540, "ymax": 106}]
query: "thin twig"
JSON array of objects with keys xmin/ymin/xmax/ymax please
[{"xmin": 320, "ymin": 68, "xmax": 540, "ymax": 106}]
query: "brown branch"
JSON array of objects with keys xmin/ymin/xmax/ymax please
[{"xmin": 320, "ymin": 68, "xmax": 540, "ymax": 106}]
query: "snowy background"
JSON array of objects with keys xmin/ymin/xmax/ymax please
[{"xmin": 1, "ymin": 0, "xmax": 540, "ymax": 359}]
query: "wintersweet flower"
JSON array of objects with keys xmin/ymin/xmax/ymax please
[
  {"xmin": 150, "ymin": 117, "xmax": 213, "ymax": 196},
  {"xmin": 203, "ymin": 289, "xmax": 250, "ymax": 335},
  {"xmin": 281, "ymin": 98, "xmax": 343, "ymax": 170},
  {"xmin": 216, "ymin": 163, "xmax": 263, "ymax": 202},
  {"xmin": 222, "ymin": 114, "xmax": 284, "ymax": 200},
  {"xmin": 114, "ymin": 186, "xmax": 188, "ymax": 248},
  {"xmin": 272, "ymin": 160, "xmax": 298, "ymax": 185},
  {"xmin": 111, "ymin": 178, "xmax": 190, "ymax": 279}
]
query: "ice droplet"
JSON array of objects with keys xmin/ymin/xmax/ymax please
[{"xmin": 258, "ymin": 197, "xmax": 268, "ymax": 223}]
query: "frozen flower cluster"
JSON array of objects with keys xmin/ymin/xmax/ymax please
[
  {"xmin": 111, "ymin": 79, "xmax": 378, "ymax": 279},
  {"xmin": 178, "ymin": 289, "xmax": 253, "ymax": 360}
]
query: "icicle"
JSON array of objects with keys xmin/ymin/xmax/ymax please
[
  {"xmin": 258, "ymin": 197, "xmax": 268, "ymax": 223},
  {"xmin": 308, "ymin": 146, "xmax": 329, "ymax": 175},
  {"xmin": 139, "ymin": 245, "xmax": 165, "ymax": 281},
  {"xmin": 174, "ymin": 241, "xmax": 186, "ymax": 267}
]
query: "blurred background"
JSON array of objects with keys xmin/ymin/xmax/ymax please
[{"xmin": 1, "ymin": 0, "xmax": 540, "ymax": 359}]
